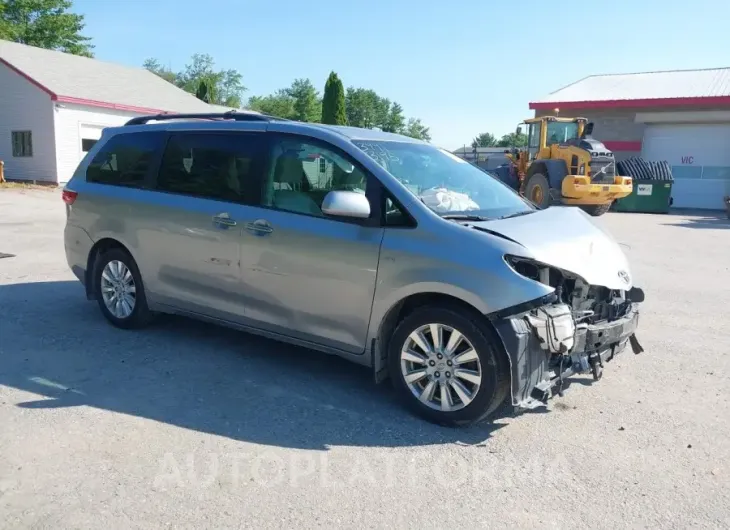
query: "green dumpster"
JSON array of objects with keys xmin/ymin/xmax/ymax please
[{"xmin": 614, "ymin": 179, "xmax": 673, "ymax": 213}]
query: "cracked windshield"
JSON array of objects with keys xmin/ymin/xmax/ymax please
[{"xmin": 352, "ymin": 140, "xmax": 532, "ymax": 219}]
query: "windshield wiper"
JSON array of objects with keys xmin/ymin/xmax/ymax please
[
  {"xmin": 441, "ymin": 213, "xmax": 490, "ymax": 221},
  {"xmin": 496, "ymin": 210, "xmax": 535, "ymax": 220}
]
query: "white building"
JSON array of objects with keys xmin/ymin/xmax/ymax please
[
  {"xmin": 531, "ymin": 67, "xmax": 730, "ymax": 209},
  {"xmin": 0, "ymin": 40, "xmax": 235, "ymax": 184}
]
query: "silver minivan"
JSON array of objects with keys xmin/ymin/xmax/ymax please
[{"xmin": 63, "ymin": 112, "xmax": 645, "ymax": 426}]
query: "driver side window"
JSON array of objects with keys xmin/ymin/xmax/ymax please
[{"xmin": 263, "ymin": 137, "xmax": 369, "ymax": 218}]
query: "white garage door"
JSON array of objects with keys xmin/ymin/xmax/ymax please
[{"xmin": 641, "ymin": 124, "xmax": 730, "ymax": 209}]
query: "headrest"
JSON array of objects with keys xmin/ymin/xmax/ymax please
[{"xmin": 274, "ymin": 155, "xmax": 305, "ymax": 184}]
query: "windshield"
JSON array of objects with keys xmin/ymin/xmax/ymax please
[
  {"xmin": 546, "ymin": 121, "xmax": 579, "ymax": 145},
  {"xmin": 352, "ymin": 140, "xmax": 533, "ymax": 219}
]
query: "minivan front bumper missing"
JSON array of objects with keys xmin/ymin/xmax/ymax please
[{"xmin": 492, "ymin": 297, "xmax": 644, "ymax": 411}]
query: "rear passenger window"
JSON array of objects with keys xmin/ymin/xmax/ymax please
[
  {"xmin": 156, "ymin": 133, "xmax": 264, "ymax": 203},
  {"xmin": 86, "ymin": 132, "xmax": 163, "ymax": 187}
]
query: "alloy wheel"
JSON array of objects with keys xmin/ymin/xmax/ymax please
[
  {"xmin": 100, "ymin": 260, "xmax": 137, "ymax": 319},
  {"xmin": 400, "ymin": 323, "xmax": 482, "ymax": 412}
]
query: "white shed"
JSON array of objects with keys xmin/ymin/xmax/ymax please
[{"xmin": 0, "ymin": 40, "xmax": 228, "ymax": 184}]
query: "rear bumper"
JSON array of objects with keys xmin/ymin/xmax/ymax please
[
  {"xmin": 561, "ymin": 176, "xmax": 633, "ymax": 204},
  {"xmin": 493, "ymin": 300, "xmax": 643, "ymax": 410}
]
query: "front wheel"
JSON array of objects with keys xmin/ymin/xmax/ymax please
[
  {"xmin": 388, "ymin": 306, "xmax": 510, "ymax": 426},
  {"xmin": 580, "ymin": 202, "xmax": 612, "ymax": 216},
  {"xmin": 523, "ymin": 173, "xmax": 551, "ymax": 209}
]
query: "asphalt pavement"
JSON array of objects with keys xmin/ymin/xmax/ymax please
[{"xmin": 1, "ymin": 188, "xmax": 729, "ymax": 529}]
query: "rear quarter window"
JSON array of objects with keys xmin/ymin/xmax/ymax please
[{"xmin": 86, "ymin": 131, "xmax": 164, "ymax": 187}]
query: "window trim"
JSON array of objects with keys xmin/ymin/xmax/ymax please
[
  {"xmin": 11, "ymin": 130, "xmax": 33, "ymax": 158},
  {"xmin": 85, "ymin": 130, "xmax": 166, "ymax": 189},
  {"xmin": 382, "ymin": 190, "xmax": 418, "ymax": 228},
  {"xmin": 147, "ymin": 130, "xmax": 269, "ymax": 205},
  {"xmin": 258, "ymin": 132, "xmax": 383, "ymax": 227}
]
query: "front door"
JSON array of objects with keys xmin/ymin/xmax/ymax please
[
  {"xmin": 136, "ymin": 130, "xmax": 268, "ymax": 322},
  {"xmin": 238, "ymin": 134, "xmax": 384, "ymax": 354}
]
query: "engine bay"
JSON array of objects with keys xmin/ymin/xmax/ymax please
[{"xmin": 506, "ymin": 256, "xmax": 634, "ymax": 326}]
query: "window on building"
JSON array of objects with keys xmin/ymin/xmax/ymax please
[
  {"xmin": 86, "ymin": 131, "xmax": 164, "ymax": 187},
  {"xmin": 156, "ymin": 133, "xmax": 265, "ymax": 203},
  {"xmin": 82, "ymin": 138, "xmax": 98, "ymax": 152},
  {"xmin": 11, "ymin": 131, "xmax": 33, "ymax": 157},
  {"xmin": 263, "ymin": 137, "xmax": 369, "ymax": 218}
]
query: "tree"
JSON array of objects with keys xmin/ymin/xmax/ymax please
[
  {"xmin": 373, "ymin": 96, "xmax": 391, "ymax": 130},
  {"xmin": 383, "ymin": 102, "xmax": 405, "ymax": 134},
  {"xmin": 178, "ymin": 53, "xmax": 245, "ymax": 108},
  {"xmin": 247, "ymin": 90, "xmax": 296, "ymax": 119},
  {"xmin": 195, "ymin": 80, "xmax": 210, "ymax": 103},
  {"xmin": 142, "ymin": 58, "xmax": 178, "ymax": 85},
  {"xmin": 321, "ymin": 71, "xmax": 347, "ymax": 125},
  {"xmin": 471, "ymin": 132, "xmax": 497, "ymax": 148},
  {"xmin": 345, "ymin": 87, "xmax": 380, "ymax": 129},
  {"xmin": 144, "ymin": 53, "xmax": 246, "ymax": 107},
  {"xmin": 404, "ymin": 118, "xmax": 431, "ymax": 142},
  {"xmin": 251, "ymin": 81, "xmax": 430, "ymax": 134},
  {"xmin": 496, "ymin": 132, "xmax": 528, "ymax": 148},
  {"xmin": 0, "ymin": 0, "xmax": 93, "ymax": 57},
  {"xmin": 284, "ymin": 78, "xmax": 321, "ymax": 122}
]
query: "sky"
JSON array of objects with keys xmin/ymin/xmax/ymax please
[{"xmin": 74, "ymin": 0, "xmax": 730, "ymax": 149}]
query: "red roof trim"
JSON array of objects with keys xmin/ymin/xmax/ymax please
[
  {"xmin": 55, "ymin": 95, "xmax": 164, "ymax": 115},
  {"xmin": 603, "ymin": 140, "xmax": 642, "ymax": 152},
  {"xmin": 0, "ymin": 57, "xmax": 57, "ymax": 98},
  {"xmin": 529, "ymin": 96, "xmax": 730, "ymax": 110}
]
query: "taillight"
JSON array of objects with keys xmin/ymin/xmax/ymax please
[{"xmin": 62, "ymin": 189, "xmax": 78, "ymax": 205}]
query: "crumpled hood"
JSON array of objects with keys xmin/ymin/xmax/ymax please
[{"xmin": 470, "ymin": 207, "xmax": 633, "ymax": 290}]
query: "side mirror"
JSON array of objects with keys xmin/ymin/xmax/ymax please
[
  {"xmin": 321, "ymin": 190, "xmax": 371, "ymax": 219},
  {"xmin": 516, "ymin": 126, "xmax": 523, "ymax": 136}
]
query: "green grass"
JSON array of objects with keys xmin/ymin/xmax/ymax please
[{"xmin": 0, "ymin": 180, "xmax": 58, "ymax": 190}]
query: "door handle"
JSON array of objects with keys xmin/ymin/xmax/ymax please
[
  {"xmin": 212, "ymin": 214, "xmax": 237, "ymax": 227},
  {"xmin": 245, "ymin": 219, "xmax": 273, "ymax": 235}
]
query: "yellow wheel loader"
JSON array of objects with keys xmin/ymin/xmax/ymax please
[{"xmin": 493, "ymin": 116, "xmax": 633, "ymax": 216}]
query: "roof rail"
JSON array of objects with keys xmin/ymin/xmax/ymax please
[{"xmin": 124, "ymin": 110, "xmax": 277, "ymax": 126}]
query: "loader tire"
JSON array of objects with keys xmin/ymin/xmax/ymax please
[
  {"xmin": 581, "ymin": 202, "xmax": 613, "ymax": 217},
  {"xmin": 524, "ymin": 173, "xmax": 551, "ymax": 209}
]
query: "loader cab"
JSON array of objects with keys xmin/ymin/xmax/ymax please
[{"xmin": 523, "ymin": 116, "xmax": 587, "ymax": 160}]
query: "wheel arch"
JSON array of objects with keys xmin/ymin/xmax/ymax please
[{"xmin": 372, "ymin": 291, "xmax": 510, "ymax": 384}]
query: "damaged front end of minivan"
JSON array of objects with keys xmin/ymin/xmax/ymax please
[{"xmin": 489, "ymin": 255, "xmax": 645, "ymax": 411}]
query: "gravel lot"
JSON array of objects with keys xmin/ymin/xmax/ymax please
[{"xmin": 1, "ymin": 188, "xmax": 729, "ymax": 529}]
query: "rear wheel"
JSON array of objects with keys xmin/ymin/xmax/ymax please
[
  {"xmin": 388, "ymin": 306, "xmax": 510, "ymax": 426},
  {"xmin": 524, "ymin": 173, "xmax": 551, "ymax": 209},
  {"xmin": 93, "ymin": 248, "xmax": 154, "ymax": 329},
  {"xmin": 581, "ymin": 202, "xmax": 612, "ymax": 216}
]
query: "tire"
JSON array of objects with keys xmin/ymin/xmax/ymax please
[
  {"xmin": 581, "ymin": 202, "xmax": 612, "ymax": 217},
  {"xmin": 388, "ymin": 305, "xmax": 510, "ymax": 426},
  {"xmin": 524, "ymin": 173, "xmax": 551, "ymax": 209},
  {"xmin": 92, "ymin": 247, "xmax": 154, "ymax": 329}
]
